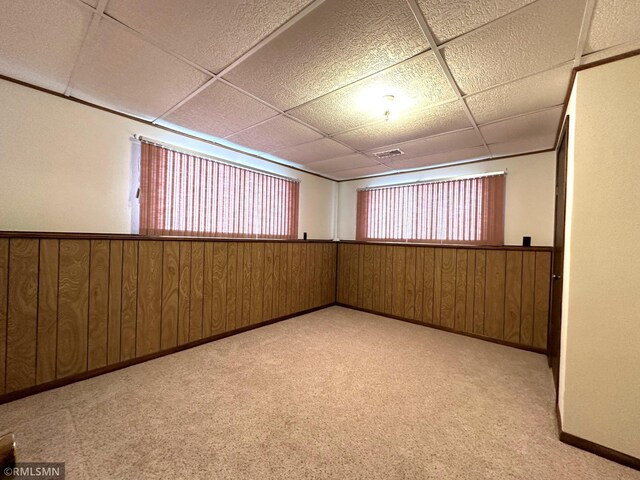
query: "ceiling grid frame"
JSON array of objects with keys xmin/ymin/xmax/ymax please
[
  {"xmin": 7, "ymin": 0, "xmax": 633, "ymax": 180},
  {"xmin": 404, "ymin": 0, "xmax": 492, "ymax": 158},
  {"xmin": 572, "ymin": 0, "xmax": 597, "ymax": 67},
  {"xmin": 63, "ymin": 0, "xmax": 110, "ymax": 96},
  {"xmin": 67, "ymin": 0, "xmax": 585, "ymax": 160}
]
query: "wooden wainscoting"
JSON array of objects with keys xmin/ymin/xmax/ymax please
[
  {"xmin": 0, "ymin": 235, "xmax": 336, "ymax": 398},
  {"xmin": 336, "ymin": 242, "xmax": 552, "ymax": 352}
]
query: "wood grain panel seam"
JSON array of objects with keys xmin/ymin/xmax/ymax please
[
  {"xmin": 34, "ymin": 240, "xmax": 41, "ymax": 387},
  {"xmin": 159, "ymin": 242, "xmax": 165, "ymax": 348},
  {"xmin": 85, "ymin": 241, "xmax": 92, "ymax": 371},
  {"xmin": 482, "ymin": 252, "xmax": 487, "ymax": 336},
  {"xmin": 519, "ymin": 252, "xmax": 524, "ymax": 345}
]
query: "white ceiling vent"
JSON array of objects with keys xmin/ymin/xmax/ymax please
[{"xmin": 373, "ymin": 148, "xmax": 405, "ymax": 159}]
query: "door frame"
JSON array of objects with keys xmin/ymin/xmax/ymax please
[{"xmin": 548, "ymin": 115, "xmax": 569, "ymax": 392}]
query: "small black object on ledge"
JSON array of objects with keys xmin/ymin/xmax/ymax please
[{"xmin": 522, "ymin": 236, "xmax": 531, "ymax": 247}]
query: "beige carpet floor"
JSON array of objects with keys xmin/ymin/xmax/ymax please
[{"xmin": 0, "ymin": 306, "xmax": 637, "ymax": 479}]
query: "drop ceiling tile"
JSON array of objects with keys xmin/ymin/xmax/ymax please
[
  {"xmin": 364, "ymin": 128, "xmax": 484, "ymax": 160},
  {"xmin": 479, "ymin": 106, "xmax": 563, "ymax": 145},
  {"xmin": 382, "ymin": 146, "xmax": 489, "ymax": 170},
  {"xmin": 0, "ymin": 0, "xmax": 92, "ymax": 93},
  {"xmin": 306, "ymin": 154, "xmax": 380, "ymax": 174},
  {"xmin": 581, "ymin": 39, "xmax": 640, "ymax": 66},
  {"xmin": 585, "ymin": 0, "xmax": 640, "ymax": 54},
  {"xmin": 334, "ymin": 101, "xmax": 471, "ymax": 151},
  {"xmin": 105, "ymin": 0, "xmax": 312, "ymax": 73},
  {"xmin": 226, "ymin": 115, "xmax": 323, "ymax": 152},
  {"xmin": 288, "ymin": 51, "xmax": 455, "ymax": 134},
  {"xmin": 443, "ymin": 0, "xmax": 586, "ymax": 95},
  {"xmin": 164, "ymin": 82, "xmax": 278, "ymax": 138},
  {"xmin": 70, "ymin": 21, "xmax": 209, "ymax": 119},
  {"xmin": 466, "ymin": 63, "xmax": 572, "ymax": 125},
  {"xmin": 327, "ymin": 164, "xmax": 395, "ymax": 180},
  {"xmin": 488, "ymin": 136, "xmax": 555, "ymax": 157},
  {"xmin": 223, "ymin": 0, "xmax": 427, "ymax": 110},
  {"xmin": 417, "ymin": 0, "xmax": 536, "ymax": 44},
  {"xmin": 273, "ymin": 139, "xmax": 353, "ymax": 165}
]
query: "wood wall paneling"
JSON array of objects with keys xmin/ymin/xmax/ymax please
[
  {"xmin": 504, "ymin": 251, "xmax": 523, "ymax": 343},
  {"xmin": 36, "ymin": 239, "xmax": 58, "ymax": 384},
  {"xmin": 392, "ymin": 247, "xmax": 406, "ymax": 317},
  {"xmin": 433, "ymin": 248, "xmax": 442, "ymax": 325},
  {"xmin": 189, "ymin": 242, "xmax": 204, "ymax": 342},
  {"xmin": 521, "ymin": 251, "xmax": 536, "ymax": 346},
  {"xmin": 250, "ymin": 243, "xmax": 264, "ymax": 325},
  {"xmin": 120, "ymin": 240, "xmax": 139, "ymax": 360},
  {"xmin": 473, "ymin": 250, "xmax": 487, "ymax": 335},
  {"xmin": 203, "ymin": 243, "xmax": 214, "ymax": 338},
  {"xmin": 383, "ymin": 247, "xmax": 393, "ymax": 314},
  {"xmin": 440, "ymin": 248, "xmax": 456, "ymax": 329},
  {"xmin": 177, "ymin": 242, "xmax": 191, "ymax": 346},
  {"xmin": 107, "ymin": 240, "xmax": 123, "ymax": 364},
  {"xmin": 464, "ymin": 250, "xmax": 476, "ymax": 333},
  {"xmin": 161, "ymin": 241, "xmax": 179, "ymax": 350},
  {"xmin": 484, "ymin": 251, "xmax": 506, "ymax": 340},
  {"xmin": 334, "ymin": 243, "xmax": 550, "ymax": 351},
  {"xmin": 421, "ymin": 248, "xmax": 435, "ymax": 324},
  {"xmin": 225, "ymin": 242, "xmax": 238, "ymax": 332},
  {"xmin": 136, "ymin": 241, "xmax": 163, "ymax": 357},
  {"xmin": 454, "ymin": 250, "xmax": 468, "ymax": 332},
  {"xmin": 534, "ymin": 252, "xmax": 551, "ymax": 349},
  {"xmin": 6, "ymin": 239, "xmax": 39, "ymax": 392},
  {"xmin": 0, "ymin": 239, "xmax": 8, "ymax": 394},
  {"xmin": 211, "ymin": 243, "xmax": 227, "ymax": 335},
  {"xmin": 263, "ymin": 243, "xmax": 274, "ymax": 322},
  {"xmin": 404, "ymin": 247, "xmax": 416, "ymax": 319},
  {"xmin": 88, "ymin": 239, "xmax": 109, "ymax": 370},
  {"xmin": 241, "ymin": 243, "xmax": 252, "ymax": 327},
  {"xmin": 57, "ymin": 239, "xmax": 90, "ymax": 379}
]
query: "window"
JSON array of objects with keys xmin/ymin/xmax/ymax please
[
  {"xmin": 356, "ymin": 174, "xmax": 505, "ymax": 245},
  {"xmin": 139, "ymin": 141, "xmax": 299, "ymax": 238}
]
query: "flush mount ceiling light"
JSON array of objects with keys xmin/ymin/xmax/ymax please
[{"xmin": 382, "ymin": 94, "xmax": 395, "ymax": 122}]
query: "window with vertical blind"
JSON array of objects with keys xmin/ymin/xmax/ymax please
[
  {"xmin": 356, "ymin": 174, "xmax": 506, "ymax": 245},
  {"xmin": 139, "ymin": 141, "xmax": 299, "ymax": 239}
]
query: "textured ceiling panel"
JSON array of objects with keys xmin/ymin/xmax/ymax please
[
  {"xmin": 479, "ymin": 106, "xmax": 563, "ymax": 145},
  {"xmin": 273, "ymin": 138, "xmax": 353, "ymax": 165},
  {"xmin": 584, "ymin": 0, "xmax": 640, "ymax": 54},
  {"xmin": 381, "ymin": 145, "xmax": 489, "ymax": 170},
  {"xmin": 417, "ymin": 0, "xmax": 536, "ymax": 44},
  {"xmin": 223, "ymin": 0, "xmax": 427, "ymax": 110},
  {"xmin": 326, "ymin": 164, "xmax": 394, "ymax": 180},
  {"xmin": 305, "ymin": 154, "xmax": 380, "ymax": 173},
  {"xmin": 164, "ymin": 82, "xmax": 278, "ymax": 138},
  {"xmin": 334, "ymin": 101, "xmax": 471, "ymax": 151},
  {"xmin": 0, "ymin": 0, "xmax": 91, "ymax": 93},
  {"xmin": 466, "ymin": 63, "xmax": 572, "ymax": 125},
  {"xmin": 226, "ymin": 115, "xmax": 323, "ymax": 152},
  {"xmin": 71, "ymin": 21, "xmax": 209, "ymax": 119},
  {"xmin": 288, "ymin": 51, "xmax": 455, "ymax": 135},
  {"xmin": 581, "ymin": 39, "xmax": 640, "ymax": 66},
  {"xmin": 365, "ymin": 128, "xmax": 484, "ymax": 160},
  {"xmin": 443, "ymin": 0, "xmax": 586, "ymax": 95},
  {"xmin": 105, "ymin": 0, "xmax": 312, "ymax": 73},
  {"xmin": 488, "ymin": 136, "xmax": 555, "ymax": 157}
]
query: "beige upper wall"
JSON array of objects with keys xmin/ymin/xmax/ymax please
[
  {"xmin": 560, "ymin": 55, "xmax": 640, "ymax": 458},
  {"xmin": 337, "ymin": 151, "xmax": 556, "ymax": 245},
  {"xmin": 0, "ymin": 78, "xmax": 337, "ymax": 238}
]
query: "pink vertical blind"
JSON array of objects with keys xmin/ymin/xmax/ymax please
[
  {"xmin": 139, "ymin": 142, "xmax": 299, "ymax": 238},
  {"xmin": 356, "ymin": 174, "xmax": 505, "ymax": 245}
]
